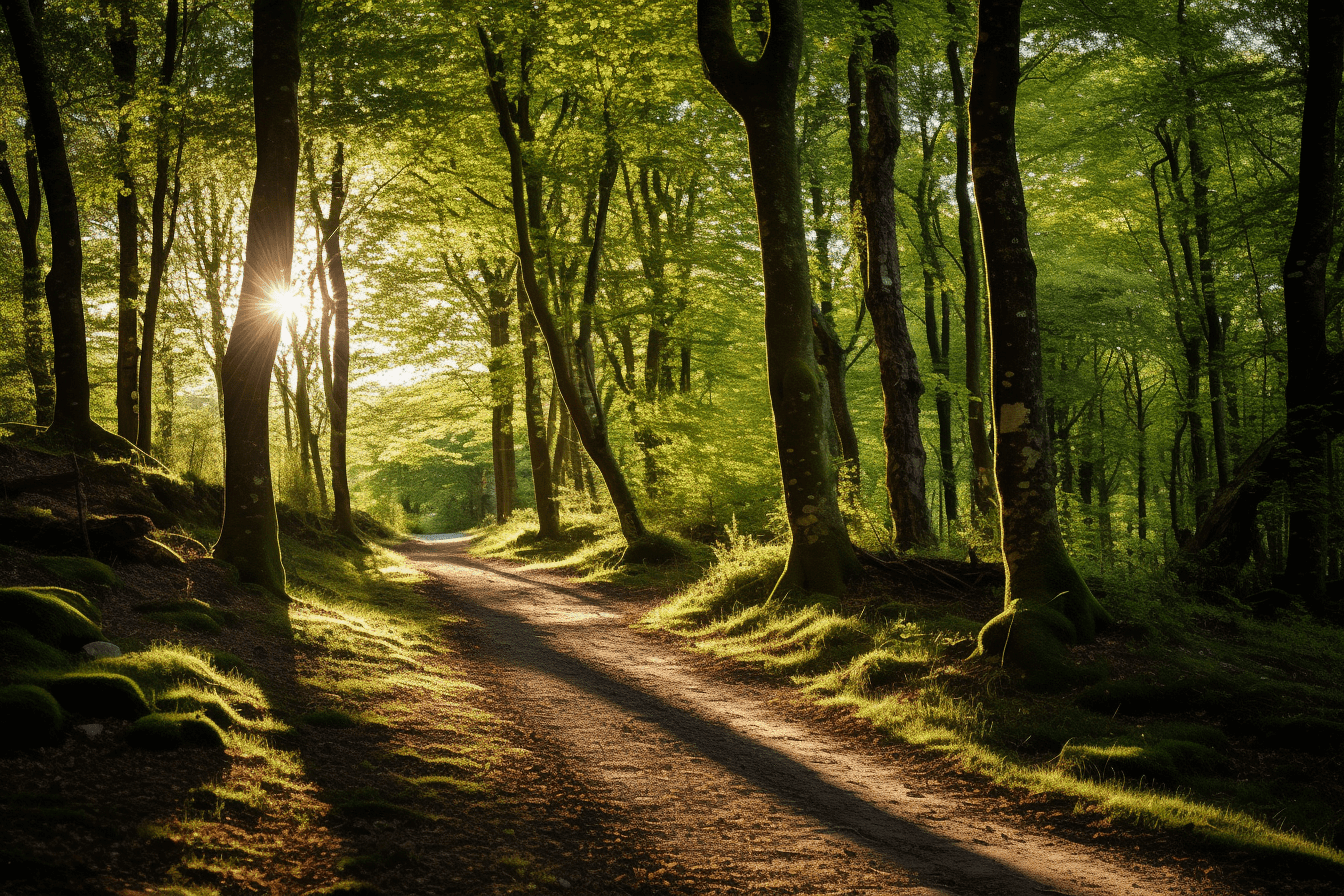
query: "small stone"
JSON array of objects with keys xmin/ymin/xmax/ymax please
[
  {"xmin": 556, "ymin": 879, "xmax": 571, "ymax": 889},
  {"xmin": 76, "ymin": 723, "xmax": 104, "ymax": 738},
  {"xmin": 83, "ymin": 641, "xmax": 122, "ymax": 659}
]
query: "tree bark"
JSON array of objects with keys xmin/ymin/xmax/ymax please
[
  {"xmin": 854, "ymin": 0, "xmax": 933, "ymax": 549},
  {"xmin": 0, "ymin": 128, "xmax": 54, "ymax": 425},
  {"xmin": 517, "ymin": 271, "xmax": 560, "ymax": 538},
  {"xmin": 699, "ymin": 0, "xmax": 860, "ymax": 595},
  {"xmin": 968, "ymin": 0, "xmax": 1110, "ymax": 675},
  {"xmin": 212, "ymin": 0, "xmax": 301, "ymax": 596},
  {"xmin": 486, "ymin": 263, "xmax": 517, "ymax": 523},
  {"xmin": 315, "ymin": 144, "xmax": 359, "ymax": 541},
  {"xmin": 105, "ymin": 0, "xmax": 141, "ymax": 442},
  {"xmin": 136, "ymin": 0, "xmax": 185, "ymax": 453},
  {"xmin": 947, "ymin": 32, "xmax": 994, "ymax": 520},
  {"xmin": 479, "ymin": 29, "xmax": 648, "ymax": 545},
  {"xmin": 1283, "ymin": 0, "xmax": 1344, "ymax": 613},
  {"xmin": 1, "ymin": 0, "xmax": 93, "ymax": 440}
]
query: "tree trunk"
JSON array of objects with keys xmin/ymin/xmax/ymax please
[
  {"xmin": 1, "ymin": 0, "xmax": 93, "ymax": 440},
  {"xmin": 1283, "ymin": 0, "xmax": 1344, "ymax": 613},
  {"xmin": 516, "ymin": 272, "xmax": 560, "ymax": 538},
  {"xmin": 916, "ymin": 126, "xmax": 957, "ymax": 525},
  {"xmin": 487, "ymin": 267, "xmax": 516, "ymax": 523},
  {"xmin": 855, "ymin": 0, "xmax": 933, "ymax": 549},
  {"xmin": 212, "ymin": 0, "xmax": 301, "ymax": 596},
  {"xmin": 947, "ymin": 33, "xmax": 994, "ymax": 521},
  {"xmin": 106, "ymin": 0, "xmax": 141, "ymax": 443},
  {"xmin": 699, "ymin": 0, "xmax": 860, "ymax": 595},
  {"xmin": 136, "ymin": 0, "xmax": 184, "ymax": 454},
  {"xmin": 810, "ymin": 174, "xmax": 861, "ymax": 491},
  {"xmin": 0, "ymin": 127, "xmax": 54, "ymax": 425},
  {"xmin": 479, "ymin": 29, "xmax": 648, "ymax": 545},
  {"xmin": 317, "ymin": 144, "xmax": 359, "ymax": 541},
  {"xmin": 968, "ymin": 0, "xmax": 1110, "ymax": 675}
]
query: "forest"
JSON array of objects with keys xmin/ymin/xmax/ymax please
[{"xmin": 0, "ymin": 0, "xmax": 1343, "ymax": 893}]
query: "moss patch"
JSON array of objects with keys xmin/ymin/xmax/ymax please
[
  {"xmin": 126, "ymin": 712, "xmax": 226, "ymax": 750},
  {"xmin": 43, "ymin": 672, "xmax": 151, "ymax": 720},
  {"xmin": 0, "ymin": 684, "xmax": 64, "ymax": 748},
  {"xmin": 0, "ymin": 627, "xmax": 71, "ymax": 676},
  {"xmin": 299, "ymin": 708, "xmax": 360, "ymax": 728},
  {"xmin": 0, "ymin": 587, "xmax": 102, "ymax": 649},
  {"xmin": 35, "ymin": 556, "xmax": 122, "ymax": 588},
  {"xmin": 24, "ymin": 586, "xmax": 101, "ymax": 625}
]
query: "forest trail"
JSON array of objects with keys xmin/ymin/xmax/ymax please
[{"xmin": 398, "ymin": 537, "xmax": 1222, "ymax": 896}]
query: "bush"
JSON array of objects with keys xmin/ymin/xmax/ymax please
[
  {"xmin": 0, "ymin": 684, "xmax": 64, "ymax": 748},
  {"xmin": 44, "ymin": 672, "xmax": 151, "ymax": 720},
  {"xmin": 0, "ymin": 587, "xmax": 102, "ymax": 649},
  {"xmin": 34, "ymin": 556, "xmax": 122, "ymax": 588},
  {"xmin": 126, "ymin": 711, "xmax": 226, "ymax": 750}
]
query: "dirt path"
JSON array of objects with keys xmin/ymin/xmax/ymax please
[{"xmin": 398, "ymin": 537, "xmax": 1232, "ymax": 896}]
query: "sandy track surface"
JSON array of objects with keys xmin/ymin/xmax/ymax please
[{"xmin": 399, "ymin": 537, "xmax": 1214, "ymax": 896}]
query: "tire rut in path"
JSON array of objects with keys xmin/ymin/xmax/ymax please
[{"xmin": 399, "ymin": 538, "xmax": 1201, "ymax": 896}]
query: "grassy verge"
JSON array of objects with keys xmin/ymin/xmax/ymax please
[{"xmin": 472, "ymin": 515, "xmax": 1344, "ymax": 876}]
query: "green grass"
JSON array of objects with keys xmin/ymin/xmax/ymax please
[
  {"xmin": 35, "ymin": 556, "xmax": 122, "ymax": 588},
  {"xmin": 631, "ymin": 534, "xmax": 1344, "ymax": 872}
]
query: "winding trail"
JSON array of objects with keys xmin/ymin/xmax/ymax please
[{"xmin": 399, "ymin": 536, "xmax": 1211, "ymax": 896}]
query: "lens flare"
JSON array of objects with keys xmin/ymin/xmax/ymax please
[{"xmin": 266, "ymin": 280, "xmax": 305, "ymax": 321}]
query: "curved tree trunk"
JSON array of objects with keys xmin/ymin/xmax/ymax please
[
  {"xmin": 0, "ymin": 126, "xmax": 54, "ymax": 425},
  {"xmin": 1, "ymin": 0, "xmax": 92, "ymax": 440},
  {"xmin": 698, "ymin": 0, "xmax": 859, "ymax": 596},
  {"xmin": 1283, "ymin": 0, "xmax": 1344, "ymax": 613},
  {"xmin": 213, "ymin": 0, "xmax": 301, "ymax": 596},
  {"xmin": 517, "ymin": 271, "xmax": 561, "ymax": 538},
  {"xmin": 318, "ymin": 144, "xmax": 359, "ymax": 541},
  {"xmin": 947, "ymin": 32, "xmax": 994, "ymax": 520},
  {"xmin": 479, "ymin": 29, "xmax": 648, "ymax": 545},
  {"xmin": 857, "ymin": 0, "xmax": 933, "ymax": 549},
  {"xmin": 968, "ymin": 0, "xmax": 1110, "ymax": 675}
]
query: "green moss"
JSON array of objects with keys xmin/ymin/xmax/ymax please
[
  {"xmin": 24, "ymin": 587, "xmax": 101, "ymax": 624},
  {"xmin": 620, "ymin": 533, "xmax": 692, "ymax": 566},
  {"xmin": 157, "ymin": 689, "xmax": 245, "ymax": 730},
  {"xmin": 0, "ymin": 626, "xmax": 70, "ymax": 676},
  {"xmin": 126, "ymin": 712, "xmax": 226, "ymax": 750},
  {"xmin": 209, "ymin": 650, "xmax": 255, "ymax": 678},
  {"xmin": 44, "ymin": 672, "xmax": 151, "ymax": 720},
  {"xmin": 134, "ymin": 598, "xmax": 235, "ymax": 633},
  {"xmin": 0, "ymin": 684, "xmax": 64, "ymax": 747},
  {"xmin": 35, "ymin": 556, "xmax": 122, "ymax": 588},
  {"xmin": 843, "ymin": 648, "xmax": 929, "ymax": 690},
  {"xmin": 300, "ymin": 708, "xmax": 360, "ymax": 728},
  {"xmin": 1076, "ymin": 678, "xmax": 1198, "ymax": 716},
  {"xmin": 0, "ymin": 587, "xmax": 102, "ymax": 649}
]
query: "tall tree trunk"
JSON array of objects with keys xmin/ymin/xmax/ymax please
[
  {"xmin": 947, "ymin": 33, "xmax": 994, "ymax": 520},
  {"xmin": 213, "ymin": 0, "xmax": 301, "ymax": 596},
  {"xmin": 916, "ymin": 127, "xmax": 957, "ymax": 524},
  {"xmin": 517, "ymin": 272, "xmax": 560, "ymax": 538},
  {"xmin": 698, "ymin": 0, "xmax": 859, "ymax": 595},
  {"xmin": 0, "ymin": 126, "xmax": 54, "ymax": 424},
  {"xmin": 488, "ymin": 267, "xmax": 516, "ymax": 523},
  {"xmin": 968, "ymin": 0, "xmax": 1110, "ymax": 675},
  {"xmin": 106, "ymin": 0, "xmax": 141, "ymax": 443},
  {"xmin": 2, "ymin": 0, "xmax": 94, "ymax": 441},
  {"xmin": 1283, "ymin": 0, "xmax": 1344, "ymax": 613},
  {"xmin": 479, "ymin": 30, "xmax": 648, "ymax": 544},
  {"xmin": 810, "ymin": 174, "xmax": 861, "ymax": 491},
  {"xmin": 854, "ymin": 0, "xmax": 933, "ymax": 549},
  {"xmin": 316, "ymin": 144, "xmax": 359, "ymax": 541},
  {"xmin": 137, "ymin": 0, "xmax": 184, "ymax": 453}
]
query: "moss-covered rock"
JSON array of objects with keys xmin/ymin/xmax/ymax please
[
  {"xmin": 35, "ymin": 555, "xmax": 122, "ymax": 588},
  {"xmin": 44, "ymin": 672, "xmax": 151, "ymax": 720},
  {"xmin": 0, "ymin": 626, "xmax": 70, "ymax": 675},
  {"xmin": 126, "ymin": 712, "xmax": 226, "ymax": 750},
  {"xmin": 0, "ymin": 587, "xmax": 102, "ymax": 649},
  {"xmin": 0, "ymin": 684, "xmax": 64, "ymax": 748},
  {"xmin": 24, "ymin": 586, "xmax": 101, "ymax": 625},
  {"xmin": 134, "ymin": 598, "xmax": 234, "ymax": 633}
]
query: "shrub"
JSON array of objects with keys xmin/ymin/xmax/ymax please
[
  {"xmin": 0, "ymin": 684, "xmax": 64, "ymax": 748},
  {"xmin": 44, "ymin": 672, "xmax": 151, "ymax": 720},
  {"xmin": 0, "ymin": 587, "xmax": 102, "ymax": 649}
]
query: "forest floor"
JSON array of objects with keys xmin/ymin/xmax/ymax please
[{"xmin": 392, "ymin": 535, "xmax": 1306, "ymax": 896}]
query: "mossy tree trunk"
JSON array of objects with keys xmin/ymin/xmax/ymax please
[
  {"xmin": 969, "ymin": 0, "xmax": 1110, "ymax": 673},
  {"xmin": 213, "ymin": 0, "xmax": 301, "ymax": 597},
  {"xmin": 1283, "ymin": 0, "xmax": 1344, "ymax": 613},
  {"xmin": 698, "ymin": 0, "xmax": 860, "ymax": 596},
  {"xmin": 852, "ymin": 0, "xmax": 933, "ymax": 549},
  {"xmin": 1, "ymin": 0, "xmax": 93, "ymax": 441}
]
